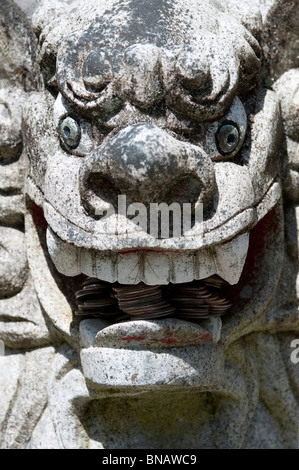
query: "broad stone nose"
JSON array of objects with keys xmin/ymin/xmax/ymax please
[{"xmin": 79, "ymin": 123, "xmax": 215, "ymax": 214}]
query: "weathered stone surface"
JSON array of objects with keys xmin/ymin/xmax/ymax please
[{"xmin": 0, "ymin": 0, "xmax": 298, "ymax": 449}]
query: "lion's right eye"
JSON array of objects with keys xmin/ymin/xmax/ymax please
[
  {"xmin": 59, "ymin": 116, "xmax": 81, "ymax": 149},
  {"xmin": 216, "ymin": 123, "xmax": 240, "ymax": 155}
]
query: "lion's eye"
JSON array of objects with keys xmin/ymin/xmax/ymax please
[
  {"xmin": 216, "ymin": 124, "xmax": 239, "ymax": 155},
  {"xmin": 59, "ymin": 116, "xmax": 81, "ymax": 149}
]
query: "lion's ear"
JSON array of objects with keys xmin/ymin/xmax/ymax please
[
  {"xmin": 264, "ymin": 1, "xmax": 299, "ymax": 204},
  {"xmin": 0, "ymin": 0, "xmax": 40, "ymax": 91},
  {"xmin": 273, "ymin": 70, "xmax": 299, "ymax": 203},
  {"xmin": 0, "ymin": 1, "xmax": 53, "ymax": 349},
  {"xmin": 0, "ymin": 0, "xmax": 40, "ymax": 179},
  {"xmin": 31, "ymin": 0, "xmax": 73, "ymax": 84},
  {"xmin": 262, "ymin": 0, "xmax": 299, "ymax": 81},
  {"xmin": 0, "ymin": 0, "xmax": 40, "ymax": 186}
]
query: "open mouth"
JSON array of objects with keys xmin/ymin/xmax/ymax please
[{"xmin": 26, "ymin": 190, "xmax": 283, "ymax": 354}]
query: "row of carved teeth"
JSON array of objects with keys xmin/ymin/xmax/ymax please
[{"xmin": 47, "ymin": 227, "xmax": 249, "ymax": 286}]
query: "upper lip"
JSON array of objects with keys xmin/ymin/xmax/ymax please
[
  {"xmin": 39, "ymin": 175, "xmax": 280, "ymax": 253},
  {"xmin": 43, "ymin": 198, "xmax": 255, "ymax": 250}
]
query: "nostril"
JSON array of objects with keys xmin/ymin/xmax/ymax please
[
  {"xmin": 81, "ymin": 174, "xmax": 121, "ymax": 218},
  {"xmin": 161, "ymin": 176, "xmax": 203, "ymax": 232},
  {"xmin": 163, "ymin": 175, "xmax": 202, "ymax": 206}
]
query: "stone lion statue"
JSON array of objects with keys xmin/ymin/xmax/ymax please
[{"xmin": 0, "ymin": 0, "xmax": 298, "ymax": 449}]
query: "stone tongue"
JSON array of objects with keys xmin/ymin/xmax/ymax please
[{"xmin": 79, "ymin": 317, "xmax": 222, "ymax": 349}]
